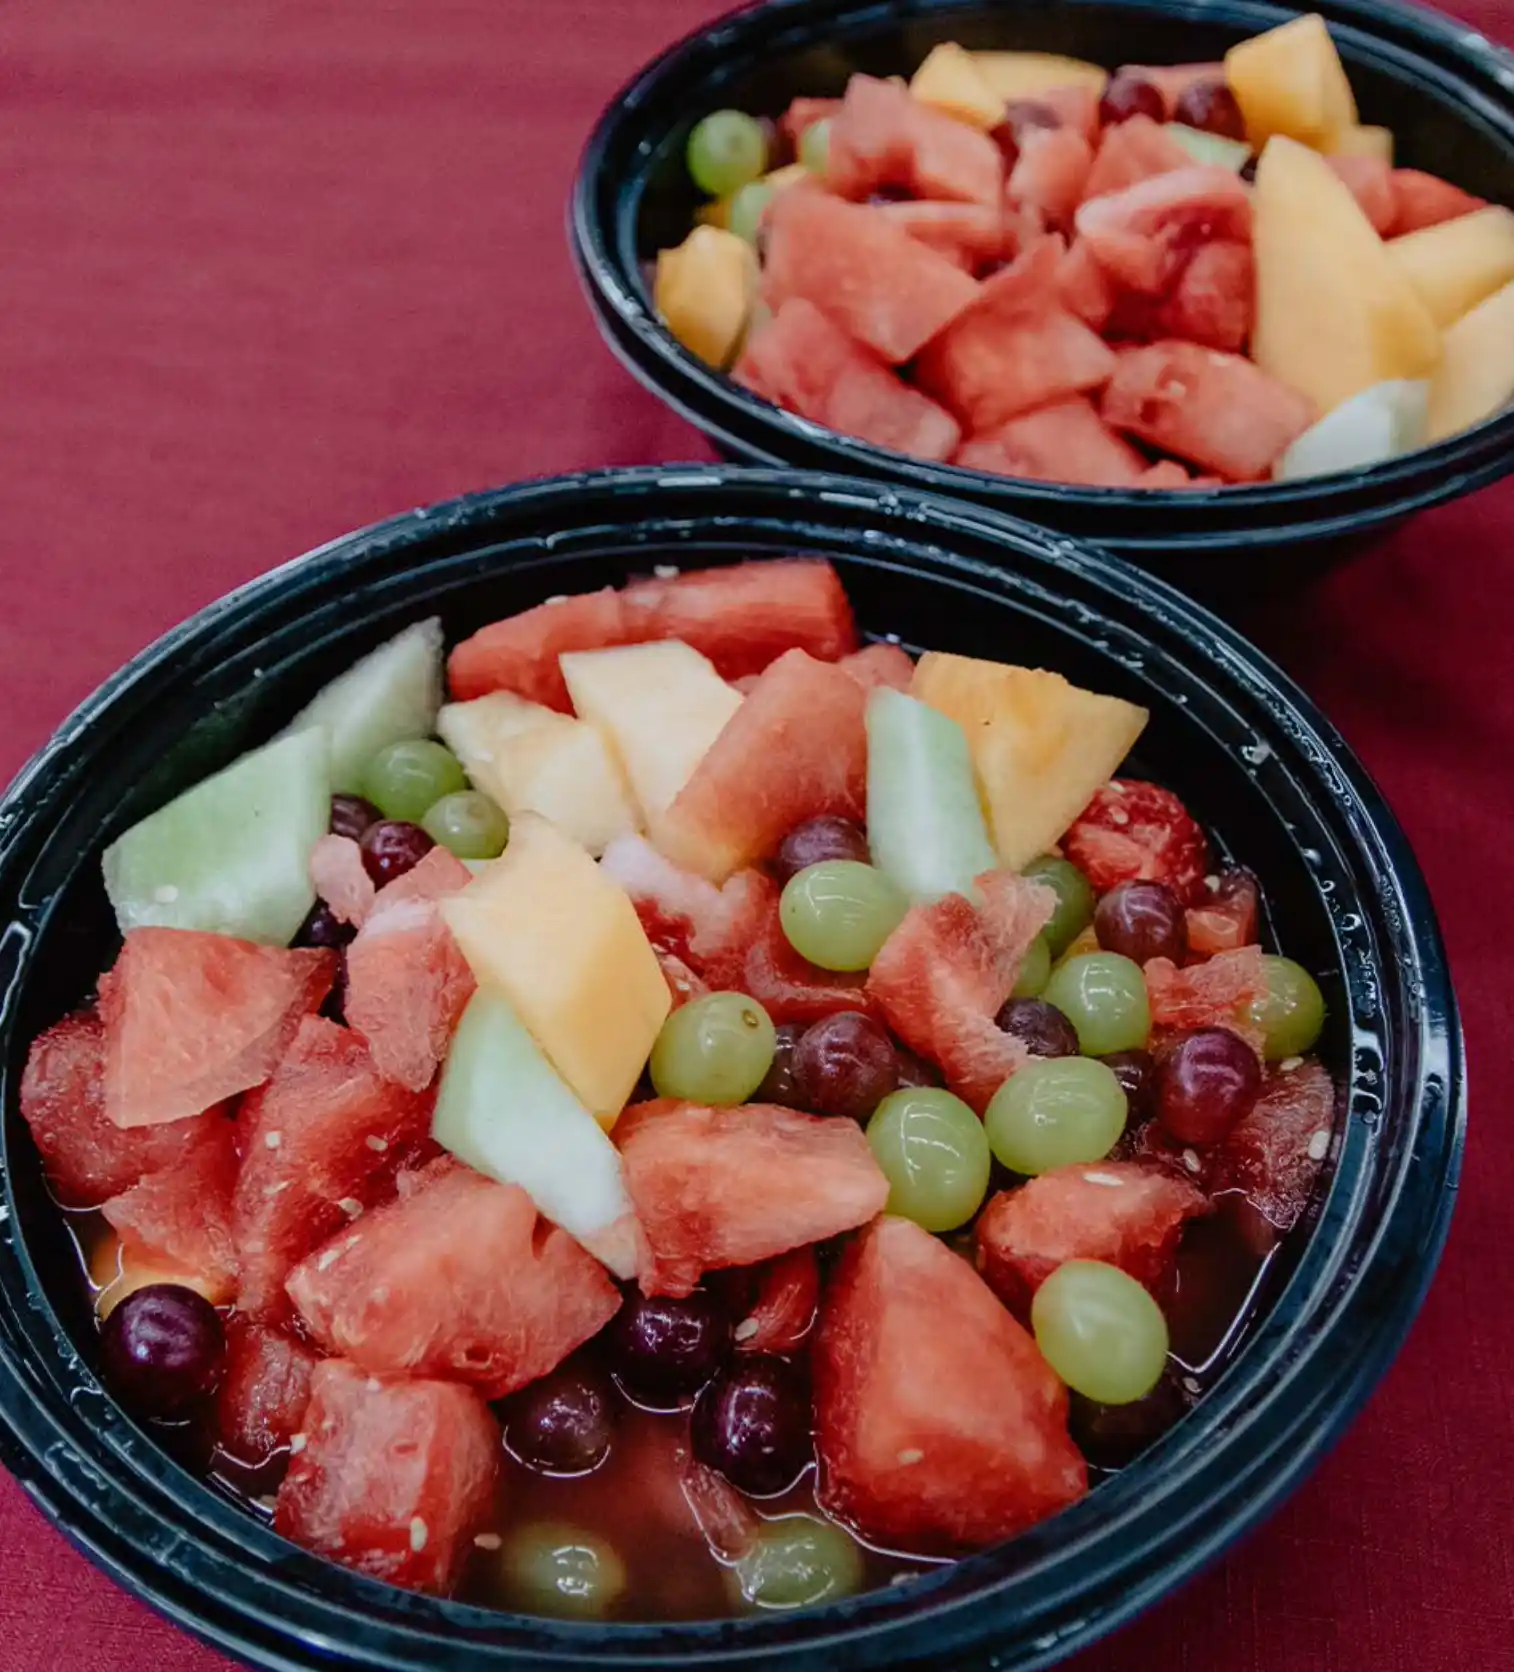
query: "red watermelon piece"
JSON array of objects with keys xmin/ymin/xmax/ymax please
[
  {"xmin": 1056, "ymin": 237, "xmax": 1117, "ymax": 329},
  {"xmin": 874, "ymin": 199, "xmax": 1009, "ymax": 269},
  {"xmin": 1063, "ymin": 780, "xmax": 1209, "ymax": 903},
  {"xmin": 1109, "ymin": 240, "xmax": 1254, "ymax": 353},
  {"xmin": 1039, "ymin": 83, "xmax": 1102, "ymax": 144},
  {"xmin": 309, "ymin": 834, "xmax": 375, "ymax": 928},
  {"xmin": 1075, "ymin": 165, "xmax": 1251, "ymax": 295},
  {"xmin": 736, "ymin": 1245, "xmax": 822, "ymax": 1355},
  {"xmin": 779, "ymin": 96, "xmax": 842, "ymax": 150},
  {"xmin": 839, "ymin": 642, "xmax": 915, "ymax": 693},
  {"xmin": 274, "ymin": 1358, "xmax": 500, "ymax": 1596},
  {"xmin": 286, "ymin": 1159, "xmax": 621, "ymax": 1397},
  {"xmin": 867, "ymin": 870, "xmax": 1057, "ymax": 1111},
  {"xmin": 827, "ymin": 73, "xmax": 1003, "ymax": 207},
  {"xmin": 739, "ymin": 888, "xmax": 879, "ymax": 1026},
  {"xmin": 215, "ymin": 1322, "xmax": 319, "ymax": 1471},
  {"xmin": 975, "ymin": 1161, "xmax": 1210, "ymax": 1315},
  {"xmin": 813, "ymin": 1216, "xmax": 1086, "ymax": 1552},
  {"xmin": 1081, "ymin": 114, "xmax": 1192, "ymax": 203},
  {"xmin": 733, "ymin": 298, "xmax": 962, "ymax": 461},
  {"xmin": 660, "ymin": 647, "xmax": 867, "ymax": 881},
  {"xmin": 1211, "ymin": 1059, "xmax": 1335, "ymax": 1247},
  {"xmin": 100, "ymin": 1116, "xmax": 240, "ymax": 1299},
  {"xmin": 447, "ymin": 587, "xmax": 624, "ymax": 709},
  {"xmin": 1138, "ymin": 460, "xmax": 1196, "ymax": 487},
  {"xmin": 1009, "ymin": 127, "xmax": 1095, "ymax": 228},
  {"xmin": 616, "ymin": 1100, "xmax": 889, "ymax": 1298},
  {"xmin": 1101, "ymin": 340, "xmax": 1314, "ymax": 482},
  {"xmin": 1326, "ymin": 154, "xmax": 1396, "ymax": 236},
  {"xmin": 99, "ymin": 930, "xmax": 332, "ymax": 1129},
  {"xmin": 232, "ymin": 1014, "xmax": 433, "ymax": 1324},
  {"xmin": 1186, "ymin": 870, "xmax": 1260, "ymax": 958},
  {"xmin": 954, "ymin": 396, "xmax": 1149, "ymax": 488},
  {"xmin": 1145, "ymin": 945, "xmax": 1267, "ymax": 1049},
  {"xmin": 1388, "ymin": 168, "xmax": 1485, "ymax": 236},
  {"xmin": 762, "ymin": 186, "xmax": 981, "ymax": 364}
]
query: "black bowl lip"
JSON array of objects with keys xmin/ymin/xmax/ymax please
[
  {"xmin": 567, "ymin": 0, "xmax": 1514, "ymax": 545},
  {"xmin": 0, "ymin": 465, "xmax": 1465, "ymax": 1671}
]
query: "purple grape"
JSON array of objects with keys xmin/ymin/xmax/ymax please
[
  {"xmin": 294, "ymin": 901, "xmax": 356, "ymax": 951},
  {"xmin": 1098, "ymin": 73, "xmax": 1166, "ymax": 128},
  {"xmin": 772, "ymin": 816, "xmax": 869, "ymax": 883},
  {"xmin": 1172, "ymin": 78, "xmax": 1246, "ymax": 141},
  {"xmin": 691, "ymin": 1353, "xmax": 812, "ymax": 1497},
  {"xmin": 1099, "ymin": 1048, "xmax": 1157, "ymax": 1122},
  {"xmin": 607, "ymin": 1289, "xmax": 730, "ymax": 1408},
  {"xmin": 330, "ymin": 794, "xmax": 381, "ymax": 841},
  {"xmin": 757, "ymin": 1022, "xmax": 806, "ymax": 1107},
  {"xmin": 502, "ymin": 1360, "xmax": 618, "ymax": 1475},
  {"xmin": 996, "ymin": 997, "xmax": 1080, "ymax": 1058},
  {"xmin": 358, "ymin": 818, "xmax": 434, "ymax": 886},
  {"xmin": 100, "ymin": 1285, "xmax": 226, "ymax": 1420},
  {"xmin": 792, "ymin": 1011, "xmax": 899, "ymax": 1121},
  {"xmin": 1094, "ymin": 880, "xmax": 1188, "ymax": 967},
  {"xmin": 1155, "ymin": 1028, "xmax": 1262, "ymax": 1146}
]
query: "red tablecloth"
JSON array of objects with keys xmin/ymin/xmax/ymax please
[{"xmin": 0, "ymin": 3, "xmax": 1508, "ymax": 1668}]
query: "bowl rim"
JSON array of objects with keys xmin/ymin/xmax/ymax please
[{"xmin": 0, "ymin": 466, "xmax": 1466, "ymax": 1671}]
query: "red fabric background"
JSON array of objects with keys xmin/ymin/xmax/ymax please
[{"xmin": 0, "ymin": 3, "xmax": 1508, "ymax": 1668}]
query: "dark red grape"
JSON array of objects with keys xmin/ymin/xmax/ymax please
[
  {"xmin": 792, "ymin": 1011, "xmax": 899, "ymax": 1121},
  {"xmin": 100, "ymin": 1285, "xmax": 226, "ymax": 1420},
  {"xmin": 895, "ymin": 1044, "xmax": 942, "ymax": 1088},
  {"xmin": 996, "ymin": 997, "xmax": 1079, "ymax": 1058},
  {"xmin": 330, "ymin": 794, "xmax": 381, "ymax": 841},
  {"xmin": 1171, "ymin": 78, "xmax": 1246, "ymax": 140},
  {"xmin": 691, "ymin": 1353, "xmax": 812, "ymax": 1497},
  {"xmin": 756, "ymin": 1023, "xmax": 806, "ymax": 1107},
  {"xmin": 1099, "ymin": 73, "xmax": 1165, "ymax": 127},
  {"xmin": 1099, "ymin": 1048, "xmax": 1157, "ymax": 1121},
  {"xmin": 607, "ymin": 1289, "xmax": 730, "ymax": 1408},
  {"xmin": 502, "ymin": 1359, "xmax": 618, "ymax": 1475},
  {"xmin": 1069, "ymin": 1369, "xmax": 1191, "ymax": 1469},
  {"xmin": 358, "ymin": 818, "xmax": 434, "ymax": 885},
  {"xmin": 1094, "ymin": 880, "xmax": 1188, "ymax": 966},
  {"xmin": 1155, "ymin": 1028, "xmax": 1262, "ymax": 1146},
  {"xmin": 294, "ymin": 901, "xmax": 356, "ymax": 951},
  {"xmin": 772, "ymin": 816, "xmax": 869, "ymax": 883}
]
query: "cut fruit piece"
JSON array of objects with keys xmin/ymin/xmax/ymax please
[
  {"xmin": 1102, "ymin": 341, "xmax": 1316, "ymax": 483},
  {"xmin": 1185, "ymin": 871, "xmax": 1260, "ymax": 957},
  {"xmin": 283, "ymin": 620, "xmax": 443, "ymax": 797},
  {"xmin": 826, "ymin": 74, "xmax": 1003, "ymax": 208},
  {"xmin": 1426, "ymin": 277, "xmax": 1514, "ymax": 442},
  {"xmin": 733, "ymin": 298, "xmax": 962, "ymax": 462},
  {"xmin": 954, "ymin": 396, "xmax": 1149, "ymax": 487},
  {"xmin": 971, "ymin": 51, "xmax": 1107, "ymax": 100},
  {"xmin": 737, "ymin": 1246, "xmax": 822, "ymax": 1355},
  {"xmin": 1224, "ymin": 13, "xmax": 1358, "ymax": 150},
  {"xmin": 1274, "ymin": 379, "xmax": 1429, "ymax": 479},
  {"xmin": 1389, "ymin": 169, "xmax": 1485, "ymax": 236},
  {"xmin": 1056, "ymin": 238, "xmax": 1116, "ymax": 330},
  {"xmin": 909, "ymin": 42, "xmax": 1004, "ymax": 130},
  {"xmin": 616, "ymin": 1100, "xmax": 889, "ymax": 1298},
  {"xmin": 1326, "ymin": 154, "xmax": 1396, "ymax": 237},
  {"xmin": 1041, "ymin": 83, "xmax": 1102, "ymax": 145},
  {"xmin": 1145, "ymin": 946, "xmax": 1268, "ymax": 1048},
  {"xmin": 102, "ymin": 727, "xmax": 330, "ymax": 947},
  {"xmin": 233, "ymin": 1014, "xmax": 433, "ymax": 1323},
  {"xmin": 839, "ymin": 643, "xmax": 915, "ymax": 693},
  {"xmin": 874, "ymin": 200, "xmax": 1009, "ymax": 268},
  {"xmin": 432, "ymin": 986, "xmax": 641, "ymax": 1277},
  {"xmin": 910, "ymin": 653, "xmax": 1148, "ymax": 870},
  {"xmin": 1326, "ymin": 124, "xmax": 1393, "ymax": 164},
  {"xmin": 1063, "ymin": 780, "xmax": 1209, "ymax": 905},
  {"xmin": 1163, "ymin": 124, "xmax": 1249, "ymax": 171},
  {"xmin": 780, "ymin": 97, "xmax": 842, "ymax": 150},
  {"xmin": 1252, "ymin": 136, "xmax": 1442, "ymax": 414},
  {"xmin": 1116, "ymin": 62, "xmax": 1227, "ymax": 119},
  {"xmin": 215, "ymin": 1322, "xmax": 319, "ymax": 1470},
  {"xmin": 1081, "ymin": 115, "xmax": 1193, "ymax": 204},
  {"xmin": 309, "ymin": 835, "xmax": 375, "ymax": 927},
  {"xmin": 1074, "ymin": 166, "xmax": 1251, "ymax": 296},
  {"xmin": 100, "ymin": 929, "xmax": 333, "ymax": 1127},
  {"xmin": 439, "ymin": 813, "xmax": 669, "ymax": 1128},
  {"xmin": 89, "ymin": 1232, "xmax": 227, "ymax": 1319},
  {"xmin": 866, "ymin": 688, "xmax": 997, "ymax": 906},
  {"xmin": 447, "ymin": 589, "xmax": 625, "ymax": 711},
  {"xmin": 274, "ymin": 1358, "xmax": 500, "ymax": 1596},
  {"xmin": 762, "ymin": 184, "xmax": 981, "ymax": 364},
  {"xmin": 1211, "ymin": 1059, "xmax": 1335, "ymax": 1245},
  {"xmin": 560, "ymin": 641, "xmax": 743, "ymax": 851},
  {"xmin": 975, "ymin": 1162, "xmax": 1209, "ymax": 1315},
  {"xmin": 101, "ymin": 1118, "xmax": 240, "ymax": 1300},
  {"xmin": 1009, "ymin": 128, "xmax": 1094, "ymax": 229},
  {"xmin": 814, "ymin": 1215, "xmax": 1086, "ymax": 1551},
  {"xmin": 1388, "ymin": 206, "xmax": 1514, "ymax": 328},
  {"xmin": 287, "ymin": 1158, "xmax": 622, "ymax": 1396},
  {"xmin": 655, "ymin": 225, "xmax": 758, "ymax": 368},
  {"xmin": 435, "ymin": 690, "xmax": 638, "ymax": 856},
  {"xmin": 658, "ymin": 648, "xmax": 867, "ymax": 883},
  {"xmin": 1108, "ymin": 241, "xmax": 1255, "ymax": 354}
]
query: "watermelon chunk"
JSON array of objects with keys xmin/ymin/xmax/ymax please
[
  {"xmin": 827, "ymin": 74, "xmax": 1003, "ymax": 207},
  {"xmin": 915, "ymin": 238, "xmax": 1117, "ymax": 431},
  {"xmin": 215, "ymin": 1322, "xmax": 319, "ymax": 1470},
  {"xmin": 309, "ymin": 834, "xmax": 376, "ymax": 928},
  {"xmin": 286, "ymin": 1158, "xmax": 621, "ymax": 1397},
  {"xmin": 344, "ymin": 846, "xmax": 476, "ymax": 1092},
  {"xmin": 99, "ymin": 929, "xmax": 333, "ymax": 1128},
  {"xmin": 762, "ymin": 187, "xmax": 981, "ymax": 364},
  {"xmin": 839, "ymin": 642, "xmax": 915, "ymax": 693},
  {"xmin": 1063, "ymin": 779, "xmax": 1209, "ymax": 903},
  {"xmin": 1326, "ymin": 154, "xmax": 1396, "ymax": 236},
  {"xmin": 1389, "ymin": 169, "xmax": 1485, "ymax": 236},
  {"xmin": 1082, "ymin": 115, "xmax": 1193, "ymax": 203},
  {"xmin": 739, "ymin": 889, "xmax": 879, "ymax": 1025},
  {"xmin": 1139, "ymin": 459, "xmax": 1198, "ymax": 487},
  {"xmin": 1101, "ymin": 340, "xmax": 1315, "ymax": 482},
  {"xmin": 1186, "ymin": 870, "xmax": 1260, "ymax": 958},
  {"xmin": 1145, "ymin": 945, "xmax": 1267, "ymax": 1048},
  {"xmin": 1056, "ymin": 237, "xmax": 1117, "ymax": 329},
  {"xmin": 1040, "ymin": 83, "xmax": 1103, "ymax": 144},
  {"xmin": 813, "ymin": 1216, "xmax": 1086, "ymax": 1551},
  {"xmin": 1075, "ymin": 165, "xmax": 1252, "ymax": 295},
  {"xmin": 1009, "ymin": 127, "xmax": 1095, "ymax": 228},
  {"xmin": 1211, "ymin": 1059, "xmax": 1335, "ymax": 1246},
  {"xmin": 232, "ymin": 1014, "xmax": 433, "ymax": 1323},
  {"xmin": 274, "ymin": 1358, "xmax": 500, "ymax": 1595},
  {"xmin": 874, "ymin": 199, "xmax": 1009, "ymax": 268},
  {"xmin": 1108, "ymin": 240, "xmax": 1255, "ymax": 353},
  {"xmin": 867, "ymin": 870, "xmax": 1056, "ymax": 1111},
  {"xmin": 780, "ymin": 96, "xmax": 842, "ymax": 150},
  {"xmin": 736, "ymin": 1246, "xmax": 822, "ymax": 1355},
  {"xmin": 100, "ymin": 1117, "xmax": 240, "ymax": 1299},
  {"xmin": 975, "ymin": 1161, "xmax": 1210, "ymax": 1314},
  {"xmin": 616, "ymin": 1100, "xmax": 890, "ymax": 1298},
  {"xmin": 659, "ymin": 647, "xmax": 867, "ymax": 882},
  {"xmin": 954, "ymin": 396, "xmax": 1149, "ymax": 488},
  {"xmin": 733, "ymin": 298, "xmax": 962, "ymax": 461}
]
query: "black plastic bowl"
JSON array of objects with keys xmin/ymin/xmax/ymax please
[
  {"xmin": 570, "ymin": 0, "xmax": 1514, "ymax": 584},
  {"xmin": 0, "ymin": 467, "xmax": 1462, "ymax": 1671}
]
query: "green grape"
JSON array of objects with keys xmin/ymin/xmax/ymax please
[
  {"xmin": 686, "ymin": 110, "xmax": 769, "ymax": 197},
  {"xmin": 728, "ymin": 179, "xmax": 774, "ymax": 245},
  {"xmin": 799, "ymin": 118, "xmax": 832, "ymax": 176},
  {"xmin": 650, "ymin": 991, "xmax": 776, "ymax": 1105},
  {"xmin": 1022, "ymin": 855, "xmax": 1095, "ymax": 957},
  {"xmin": 1248, "ymin": 955, "xmax": 1326, "ymax": 1060},
  {"xmin": 1012, "ymin": 933, "xmax": 1052, "ymax": 998},
  {"xmin": 421, "ymin": 790, "xmax": 509, "ymax": 860},
  {"xmin": 866, "ymin": 1087, "xmax": 991, "ymax": 1232},
  {"xmin": 984, "ymin": 1056, "xmax": 1127, "ymax": 1175},
  {"xmin": 1031, "ymin": 1259, "xmax": 1169, "ymax": 1405},
  {"xmin": 728, "ymin": 1515, "xmax": 864, "ymax": 1611},
  {"xmin": 1041, "ymin": 951, "xmax": 1150, "ymax": 1055},
  {"xmin": 780, "ymin": 860, "xmax": 908, "ymax": 972},
  {"xmin": 501, "ymin": 1522, "xmax": 627, "ymax": 1619},
  {"xmin": 362, "ymin": 738, "xmax": 467, "ymax": 824}
]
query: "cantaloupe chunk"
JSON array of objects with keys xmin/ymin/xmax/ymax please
[
  {"xmin": 1326, "ymin": 124, "xmax": 1394, "ymax": 164},
  {"xmin": 911, "ymin": 42, "xmax": 1006, "ymax": 131},
  {"xmin": 1253, "ymin": 136, "xmax": 1440, "ymax": 414},
  {"xmin": 908, "ymin": 654, "xmax": 1148, "ymax": 870},
  {"xmin": 439, "ymin": 814, "xmax": 669, "ymax": 1127},
  {"xmin": 1388, "ymin": 206, "xmax": 1514, "ymax": 328},
  {"xmin": 970, "ymin": 51, "xmax": 1107, "ymax": 101},
  {"xmin": 1426, "ymin": 278, "xmax": 1514, "ymax": 442},
  {"xmin": 654, "ymin": 225, "xmax": 758, "ymax": 367},
  {"xmin": 1225, "ymin": 14, "xmax": 1358, "ymax": 150}
]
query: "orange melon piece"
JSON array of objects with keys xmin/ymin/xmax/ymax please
[
  {"xmin": 910, "ymin": 42, "xmax": 1005, "ymax": 131},
  {"xmin": 1326, "ymin": 124, "xmax": 1394, "ymax": 164},
  {"xmin": 654, "ymin": 225, "xmax": 758, "ymax": 369},
  {"xmin": 970, "ymin": 51, "xmax": 1107, "ymax": 101},
  {"xmin": 1388, "ymin": 206, "xmax": 1514, "ymax": 328},
  {"xmin": 1225, "ymin": 13, "xmax": 1358, "ymax": 150},
  {"xmin": 1426, "ymin": 277, "xmax": 1514, "ymax": 441},
  {"xmin": 89, "ymin": 1229, "xmax": 232, "ymax": 1320}
]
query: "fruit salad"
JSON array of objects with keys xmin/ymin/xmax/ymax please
[
  {"xmin": 654, "ymin": 15, "xmax": 1514, "ymax": 487},
  {"xmin": 19, "ymin": 558, "xmax": 1336, "ymax": 1618}
]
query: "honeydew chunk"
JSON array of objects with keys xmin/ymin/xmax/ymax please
[
  {"xmin": 1164, "ymin": 124, "xmax": 1250, "ymax": 171},
  {"xmin": 910, "ymin": 43, "xmax": 1006, "ymax": 131},
  {"xmin": 1426, "ymin": 277, "xmax": 1514, "ymax": 442},
  {"xmin": 1274, "ymin": 380, "xmax": 1429, "ymax": 479},
  {"xmin": 1388, "ymin": 206, "xmax": 1514, "ymax": 328}
]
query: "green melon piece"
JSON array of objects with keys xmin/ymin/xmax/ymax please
[
  {"xmin": 1164, "ymin": 124, "xmax": 1251, "ymax": 171},
  {"xmin": 102, "ymin": 727, "xmax": 330, "ymax": 946},
  {"xmin": 284, "ymin": 618, "xmax": 444, "ymax": 795}
]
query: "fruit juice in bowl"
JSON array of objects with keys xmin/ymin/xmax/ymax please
[{"xmin": 0, "ymin": 468, "xmax": 1459, "ymax": 1670}]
